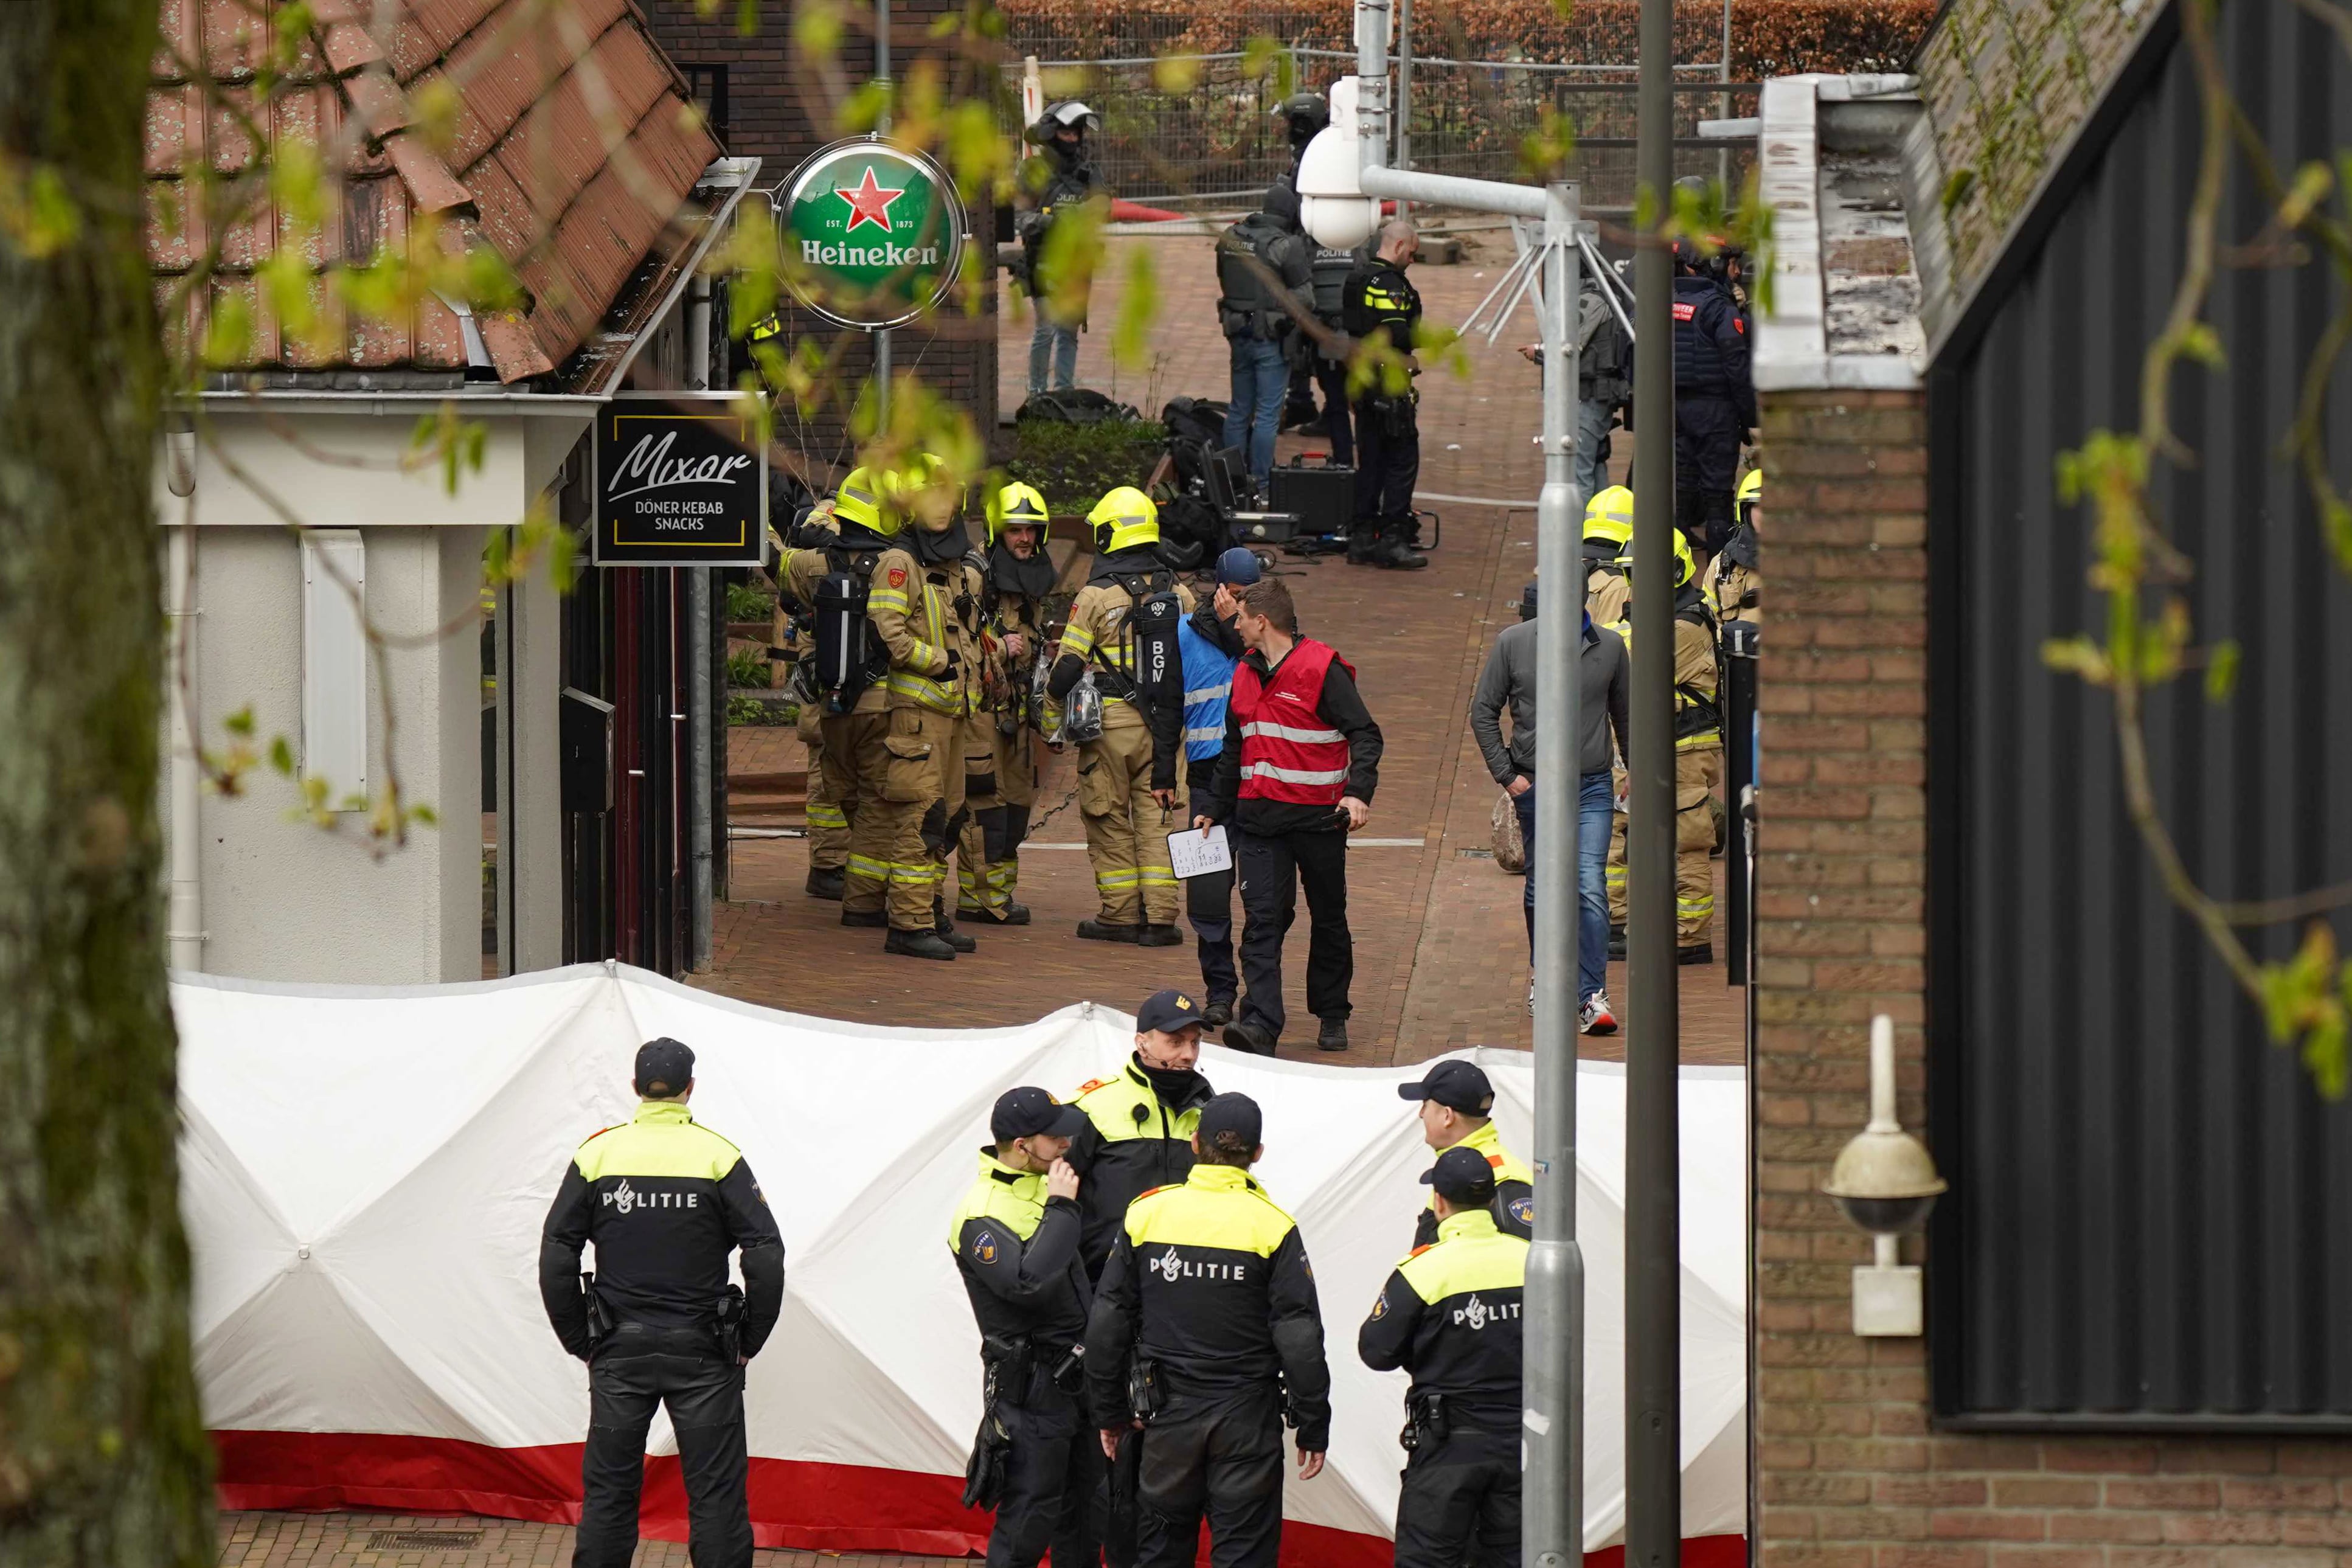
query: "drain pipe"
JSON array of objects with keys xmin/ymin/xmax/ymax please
[
  {"xmin": 164, "ymin": 424, "xmax": 204, "ymax": 973},
  {"xmin": 1342, "ymin": 4, "xmax": 1584, "ymax": 1561}
]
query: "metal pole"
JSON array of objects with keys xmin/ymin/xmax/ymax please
[
  {"xmin": 873, "ymin": 0, "xmax": 892, "ymax": 425},
  {"xmin": 1627, "ymin": 0, "xmax": 1682, "ymax": 1545},
  {"xmin": 1339, "ymin": 31, "xmax": 1586, "ymax": 1557},
  {"xmin": 686, "ymin": 563, "xmax": 713, "ymax": 971},
  {"xmin": 1524, "ymin": 181, "xmax": 1587, "ymax": 1568},
  {"xmin": 1722, "ymin": 620, "xmax": 1758, "ymax": 986},
  {"xmin": 1717, "ymin": 0, "xmax": 1732, "ymax": 189},
  {"xmin": 1395, "ymin": 0, "xmax": 1412, "ymax": 181}
]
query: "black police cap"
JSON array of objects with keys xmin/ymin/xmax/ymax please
[
  {"xmin": 1135, "ymin": 988, "xmax": 1205, "ymax": 1036},
  {"xmin": 634, "ymin": 1037, "xmax": 695, "ymax": 1098},
  {"xmin": 1420, "ymin": 1143, "xmax": 1500, "ymax": 1203},
  {"xmin": 1397, "ymin": 1058, "xmax": 1496, "ymax": 1115},
  {"xmin": 1197, "ymin": 1092, "xmax": 1263, "ymax": 1150},
  {"xmin": 993, "ymin": 1086, "xmax": 1087, "ymax": 1143}
]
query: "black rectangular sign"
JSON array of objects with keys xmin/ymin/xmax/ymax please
[{"xmin": 593, "ymin": 392, "xmax": 768, "ymax": 566}]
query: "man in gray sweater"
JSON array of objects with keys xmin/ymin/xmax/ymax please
[{"xmin": 1469, "ymin": 579, "xmax": 1631, "ymax": 1032}]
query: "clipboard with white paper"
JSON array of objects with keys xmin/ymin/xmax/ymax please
[{"xmin": 1167, "ymin": 824, "xmax": 1232, "ymax": 880}]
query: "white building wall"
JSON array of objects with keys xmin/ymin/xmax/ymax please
[{"xmin": 161, "ymin": 406, "xmax": 586, "ymax": 985}]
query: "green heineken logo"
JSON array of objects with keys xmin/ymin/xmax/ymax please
[{"xmin": 779, "ymin": 139, "xmax": 966, "ymax": 329}]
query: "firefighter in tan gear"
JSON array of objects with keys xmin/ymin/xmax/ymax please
[
  {"xmin": 772, "ymin": 496, "xmax": 852, "ymax": 900},
  {"xmin": 1045, "ymin": 488, "xmax": 1195, "ymax": 946},
  {"xmin": 958, "ymin": 482, "xmax": 1057, "ymax": 925},
  {"xmin": 866, "ymin": 459, "xmax": 990, "ymax": 961},
  {"xmin": 1712, "ymin": 468, "xmax": 1762, "ymax": 631},
  {"xmin": 1601, "ymin": 527, "xmax": 1722, "ymax": 963},
  {"xmin": 1583, "ymin": 487, "xmax": 1634, "ymax": 943},
  {"xmin": 772, "ymin": 468, "xmax": 901, "ymax": 931},
  {"xmin": 1582, "ymin": 485, "xmax": 1634, "ymax": 631}
]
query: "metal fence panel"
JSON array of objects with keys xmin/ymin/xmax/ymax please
[
  {"xmin": 1001, "ymin": 49, "xmax": 1754, "ymax": 209},
  {"xmin": 1926, "ymin": 0, "xmax": 2352, "ymax": 1429}
]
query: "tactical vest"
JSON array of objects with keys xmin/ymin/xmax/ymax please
[{"xmin": 1310, "ymin": 246, "xmax": 1356, "ymax": 322}]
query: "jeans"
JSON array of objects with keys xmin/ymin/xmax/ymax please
[
  {"xmin": 1222, "ymin": 336, "xmax": 1288, "ymax": 486},
  {"xmin": 1311, "ymin": 353, "xmax": 1354, "ymax": 467},
  {"xmin": 1575, "ymin": 397, "xmax": 1616, "ymax": 499},
  {"xmin": 1512, "ymin": 771, "xmax": 1616, "ymax": 1004},
  {"xmin": 1029, "ymin": 314, "xmax": 1078, "ymax": 395}
]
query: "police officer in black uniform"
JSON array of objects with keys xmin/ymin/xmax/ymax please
[
  {"xmin": 1359, "ymin": 1145, "xmax": 1529, "ymax": 1568},
  {"xmin": 1342, "ymin": 220, "xmax": 1429, "ymax": 570},
  {"xmin": 1671, "ymin": 235, "xmax": 1757, "ymax": 559},
  {"xmin": 951, "ymin": 1086, "xmax": 1101, "ymax": 1568},
  {"xmin": 540, "ymin": 1039, "xmax": 785, "ymax": 1568},
  {"xmin": 1086, "ymin": 1093, "xmax": 1331, "ymax": 1568},
  {"xmin": 1067, "ymin": 990, "xmax": 1216, "ymax": 1275}
]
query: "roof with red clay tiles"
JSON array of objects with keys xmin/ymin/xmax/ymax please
[{"xmin": 148, "ymin": 0, "xmax": 721, "ymax": 384}]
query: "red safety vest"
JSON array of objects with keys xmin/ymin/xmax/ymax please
[{"xmin": 1230, "ymin": 638, "xmax": 1355, "ymax": 805}]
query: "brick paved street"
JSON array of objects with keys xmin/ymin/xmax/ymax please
[
  {"xmin": 207, "ymin": 227, "xmax": 1748, "ymax": 1568},
  {"xmin": 701, "ymin": 230, "xmax": 1744, "ymax": 1070}
]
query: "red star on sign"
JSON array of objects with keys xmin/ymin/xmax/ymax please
[{"xmin": 833, "ymin": 165, "xmax": 905, "ymax": 234}]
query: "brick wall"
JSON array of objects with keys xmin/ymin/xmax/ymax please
[
  {"xmin": 1754, "ymin": 387, "xmax": 2352, "ymax": 1564},
  {"xmin": 640, "ymin": 0, "xmax": 999, "ymax": 471}
]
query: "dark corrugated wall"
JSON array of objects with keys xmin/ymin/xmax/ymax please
[{"xmin": 1927, "ymin": 0, "xmax": 2352, "ymax": 1429}]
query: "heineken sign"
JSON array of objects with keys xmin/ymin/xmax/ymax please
[{"xmin": 777, "ymin": 139, "xmax": 968, "ymax": 329}]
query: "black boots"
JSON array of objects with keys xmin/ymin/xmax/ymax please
[
  {"xmin": 884, "ymin": 928, "xmax": 958, "ymax": 960},
  {"xmin": 1375, "ymin": 518, "xmax": 1428, "ymax": 570},
  {"xmin": 934, "ymin": 900, "xmax": 976, "ymax": 954},
  {"xmin": 1075, "ymin": 919, "xmax": 1140, "ymax": 943},
  {"xmin": 1316, "ymin": 1017, "xmax": 1350, "ymax": 1053},
  {"xmin": 805, "ymin": 867, "xmax": 845, "ymax": 900},
  {"xmin": 1347, "ymin": 516, "xmax": 1428, "ymax": 569},
  {"xmin": 1202, "ymin": 997, "xmax": 1235, "ymax": 1027},
  {"xmin": 1136, "ymin": 924, "xmax": 1184, "ymax": 948}
]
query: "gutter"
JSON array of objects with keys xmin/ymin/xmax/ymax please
[
  {"xmin": 1750, "ymin": 73, "xmax": 1924, "ymax": 393},
  {"xmin": 590, "ymin": 155, "xmax": 763, "ymax": 398}
]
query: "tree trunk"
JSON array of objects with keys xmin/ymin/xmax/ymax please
[{"xmin": 0, "ymin": 3, "xmax": 215, "ymax": 1564}]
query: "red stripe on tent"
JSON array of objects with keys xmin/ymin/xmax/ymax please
[{"xmin": 213, "ymin": 1431, "xmax": 1742, "ymax": 1567}]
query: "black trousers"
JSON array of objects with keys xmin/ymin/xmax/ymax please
[
  {"xmin": 1673, "ymin": 394, "xmax": 1743, "ymax": 555},
  {"xmin": 1236, "ymin": 827, "xmax": 1351, "ymax": 1045},
  {"xmin": 1392, "ymin": 1430, "xmax": 1521, "ymax": 1568},
  {"xmin": 576, "ymin": 1327, "xmax": 749, "ymax": 1568},
  {"xmin": 988, "ymin": 1373, "xmax": 1103, "ymax": 1568},
  {"xmin": 1137, "ymin": 1389, "xmax": 1286, "ymax": 1568},
  {"xmin": 1312, "ymin": 354, "xmax": 1355, "ymax": 468},
  {"xmin": 1351, "ymin": 395, "xmax": 1419, "ymax": 525},
  {"xmin": 1185, "ymin": 758, "xmax": 1237, "ymax": 1005}
]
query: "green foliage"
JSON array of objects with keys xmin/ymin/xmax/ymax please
[
  {"xmin": 726, "ymin": 645, "xmax": 772, "ymax": 689},
  {"xmin": 1007, "ymin": 418, "xmax": 1167, "ymax": 515},
  {"xmin": 727, "ymin": 693, "xmax": 796, "ymax": 727},
  {"xmin": 727, "ymin": 581, "xmax": 775, "ymax": 622}
]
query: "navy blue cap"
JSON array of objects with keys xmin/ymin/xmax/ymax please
[
  {"xmin": 1136, "ymin": 988, "xmax": 1207, "ymax": 1036},
  {"xmin": 993, "ymin": 1085, "xmax": 1088, "ymax": 1142},
  {"xmin": 634, "ymin": 1038, "xmax": 695, "ymax": 1098},
  {"xmin": 1215, "ymin": 547, "xmax": 1264, "ymax": 586},
  {"xmin": 1420, "ymin": 1143, "xmax": 1500, "ymax": 1202},
  {"xmin": 1398, "ymin": 1059, "xmax": 1496, "ymax": 1115},
  {"xmin": 1198, "ymin": 1092, "xmax": 1263, "ymax": 1149}
]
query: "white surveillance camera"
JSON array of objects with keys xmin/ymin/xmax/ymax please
[{"xmin": 1821, "ymin": 1015, "xmax": 1947, "ymax": 1335}]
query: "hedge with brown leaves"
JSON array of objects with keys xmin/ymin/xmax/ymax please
[{"xmin": 1004, "ymin": 0, "xmax": 1937, "ymax": 78}]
